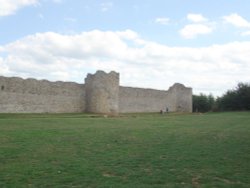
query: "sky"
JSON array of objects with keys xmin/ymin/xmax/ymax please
[{"xmin": 0, "ymin": 0, "xmax": 250, "ymax": 96}]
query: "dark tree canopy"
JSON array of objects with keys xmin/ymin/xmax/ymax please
[
  {"xmin": 217, "ymin": 82, "xmax": 250, "ymax": 111},
  {"xmin": 193, "ymin": 94, "xmax": 215, "ymax": 112},
  {"xmin": 193, "ymin": 82, "xmax": 250, "ymax": 112}
]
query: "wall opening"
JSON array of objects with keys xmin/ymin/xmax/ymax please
[{"xmin": 1, "ymin": 85, "xmax": 4, "ymax": 91}]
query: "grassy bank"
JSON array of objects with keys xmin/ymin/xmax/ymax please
[{"xmin": 0, "ymin": 112, "xmax": 249, "ymax": 187}]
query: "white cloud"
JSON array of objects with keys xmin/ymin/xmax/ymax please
[
  {"xmin": 155, "ymin": 17, "xmax": 170, "ymax": 25},
  {"xmin": 241, "ymin": 31, "xmax": 250, "ymax": 36},
  {"xmin": 100, "ymin": 2, "xmax": 113, "ymax": 12},
  {"xmin": 52, "ymin": 0, "xmax": 62, "ymax": 3},
  {"xmin": 1, "ymin": 30, "xmax": 250, "ymax": 96},
  {"xmin": 0, "ymin": 0, "xmax": 39, "ymax": 16},
  {"xmin": 223, "ymin": 13, "xmax": 250, "ymax": 28},
  {"xmin": 0, "ymin": 47, "xmax": 10, "ymax": 74},
  {"xmin": 180, "ymin": 13, "xmax": 214, "ymax": 39},
  {"xmin": 187, "ymin": 13, "xmax": 208, "ymax": 23},
  {"xmin": 179, "ymin": 24, "xmax": 213, "ymax": 39}
]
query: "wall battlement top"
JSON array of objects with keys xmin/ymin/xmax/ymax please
[
  {"xmin": 0, "ymin": 75, "xmax": 83, "ymax": 86},
  {"xmin": 85, "ymin": 70, "xmax": 119, "ymax": 82},
  {"xmin": 168, "ymin": 83, "xmax": 192, "ymax": 91},
  {"xmin": 1, "ymin": 72, "xmax": 191, "ymax": 93}
]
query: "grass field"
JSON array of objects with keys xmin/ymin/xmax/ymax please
[{"xmin": 0, "ymin": 112, "xmax": 250, "ymax": 188}]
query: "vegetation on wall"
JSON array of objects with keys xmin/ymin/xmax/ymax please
[{"xmin": 193, "ymin": 82, "xmax": 250, "ymax": 112}]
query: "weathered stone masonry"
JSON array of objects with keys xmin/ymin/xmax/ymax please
[
  {"xmin": 0, "ymin": 70, "xmax": 192, "ymax": 113},
  {"xmin": 85, "ymin": 71, "xmax": 119, "ymax": 114}
]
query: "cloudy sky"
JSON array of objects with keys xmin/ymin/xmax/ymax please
[{"xmin": 0, "ymin": 0, "xmax": 250, "ymax": 96}]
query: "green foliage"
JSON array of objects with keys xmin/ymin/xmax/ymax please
[
  {"xmin": 0, "ymin": 112, "xmax": 250, "ymax": 187},
  {"xmin": 193, "ymin": 93, "xmax": 215, "ymax": 112},
  {"xmin": 193, "ymin": 82, "xmax": 250, "ymax": 112},
  {"xmin": 217, "ymin": 82, "xmax": 250, "ymax": 111}
]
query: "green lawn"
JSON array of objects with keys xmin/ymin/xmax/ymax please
[{"xmin": 0, "ymin": 112, "xmax": 249, "ymax": 188}]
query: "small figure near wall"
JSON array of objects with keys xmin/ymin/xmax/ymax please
[{"xmin": 160, "ymin": 107, "xmax": 169, "ymax": 114}]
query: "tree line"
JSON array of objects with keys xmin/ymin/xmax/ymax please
[{"xmin": 193, "ymin": 82, "xmax": 250, "ymax": 112}]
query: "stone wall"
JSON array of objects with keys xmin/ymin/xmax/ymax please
[
  {"xmin": 0, "ymin": 76, "xmax": 85, "ymax": 113},
  {"xmin": 85, "ymin": 71, "xmax": 119, "ymax": 114},
  {"xmin": 0, "ymin": 71, "xmax": 192, "ymax": 114},
  {"xmin": 119, "ymin": 87, "xmax": 168, "ymax": 113},
  {"xmin": 119, "ymin": 83, "xmax": 192, "ymax": 113},
  {"xmin": 167, "ymin": 83, "xmax": 193, "ymax": 112}
]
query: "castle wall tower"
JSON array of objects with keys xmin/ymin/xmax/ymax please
[
  {"xmin": 167, "ymin": 83, "xmax": 192, "ymax": 112},
  {"xmin": 85, "ymin": 71, "xmax": 119, "ymax": 114}
]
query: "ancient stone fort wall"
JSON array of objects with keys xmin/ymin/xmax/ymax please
[
  {"xmin": 119, "ymin": 83, "xmax": 192, "ymax": 113},
  {"xmin": 0, "ymin": 71, "xmax": 192, "ymax": 113},
  {"xmin": 0, "ymin": 76, "xmax": 85, "ymax": 113}
]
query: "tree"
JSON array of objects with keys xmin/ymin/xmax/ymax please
[
  {"xmin": 193, "ymin": 93, "xmax": 215, "ymax": 112},
  {"xmin": 217, "ymin": 82, "xmax": 250, "ymax": 111}
]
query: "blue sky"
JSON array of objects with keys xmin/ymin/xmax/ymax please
[{"xmin": 1, "ymin": 0, "xmax": 250, "ymax": 96}]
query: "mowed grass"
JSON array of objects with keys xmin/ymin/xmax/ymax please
[{"xmin": 0, "ymin": 112, "xmax": 249, "ymax": 188}]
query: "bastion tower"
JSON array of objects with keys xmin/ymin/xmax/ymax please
[{"xmin": 85, "ymin": 71, "xmax": 119, "ymax": 114}]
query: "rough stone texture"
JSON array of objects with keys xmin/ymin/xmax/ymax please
[
  {"xmin": 0, "ymin": 71, "xmax": 192, "ymax": 114},
  {"xmin": 0, "ymin": 76, "xmax": 85, "ymax": 113},
  {"xmin": 167, "ymin": 83, "xmax": 193, "ymax": 112},
  {"xmin": 119, "ymin": 83, "xmax": 192, "ymax": 113},
  {"xmin": 119, "ymin": 87, "xmax": 168, "ymax": 113},
  {"xmin": 85, "ymin": 71, "xmax": 119, "ymax": 114}
]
